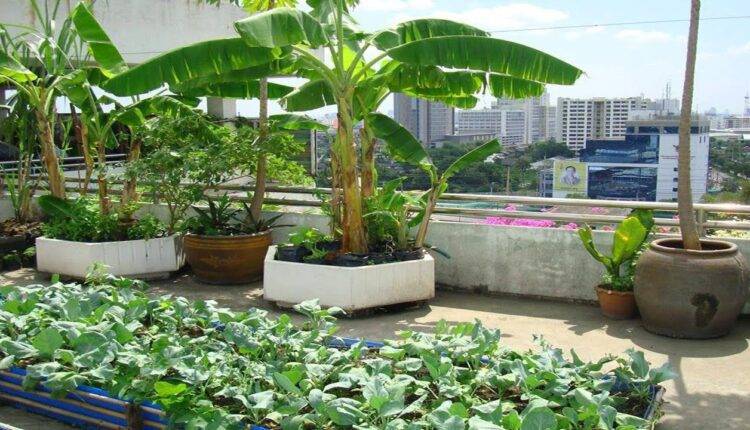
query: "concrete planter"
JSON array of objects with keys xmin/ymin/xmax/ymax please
[
  {"xmin": 36, "ymin": 235, "xmax": 184, "ymax": 280},
  {"xmin": 263, "ymin": 246, "xmax": 435, "ymax": 312}
]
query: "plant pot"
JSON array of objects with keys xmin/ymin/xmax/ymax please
[
  {"xmin": 184, "ymin": 231, "xmax": 272, "ymax": 284},
  {"xmin": 595, "ymin": 285, "xmax": 637, "ymax": 319},
  {"xmin": 634, "ymin": 238, "xmax": 750, "ymax": 339}
]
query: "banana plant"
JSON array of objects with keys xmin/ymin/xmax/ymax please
[
  {"xmin": 67, "ymin": 3, "xmax": 204, "ymax": 220},
  {"xmin": 578, "ymin": 209, "xmax": 655, "ymax": 291},
  {"xmin": 95, "ymin": 0, "xmax": 583, "ymax": 253},
  {"xmin": 0, "ymin": 0, "xmax": 85, "ymax": 198},
  {"xmin": 366, "ymin": 113, "xmax": 502, "ymax": 247},
  {"xmin": 364, "ymin": 177, "xmax": 424, "ymax": 251}
]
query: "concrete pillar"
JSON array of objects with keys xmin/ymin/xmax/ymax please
[{"xmin": 206, "ymin": 97, "xmax": 236, "ymax": 119}]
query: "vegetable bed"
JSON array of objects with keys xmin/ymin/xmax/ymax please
[{"xmin": 0, "ymin": 279, "xmax": 672, "ymax": 429}]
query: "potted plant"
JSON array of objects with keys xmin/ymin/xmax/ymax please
[
  {"xmin": 183, "ymin": 195, "xmax": 289, "ymax": 284},
  {"xmin": 578, "ymin": 210, "xmax": 654, "ymax": 319},
  {"xmin": 634, "ymin": 0, "xmax": 749, "ymax": 338}
]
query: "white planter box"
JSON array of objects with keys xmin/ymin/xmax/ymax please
[
  {"xmin": 36, "ymin": 235, "xmax": 184, "ymax": 280},
  {"xmin": 263, "ymin": 246, "xmax": 435, "ymax": 312}
]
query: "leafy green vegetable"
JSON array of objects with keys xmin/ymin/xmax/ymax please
[{"xmin": 0, "ymin": 279, "xmax": 670, "ymax": 428}]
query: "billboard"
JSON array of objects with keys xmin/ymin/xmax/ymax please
[{"xmin": 553, "ymin": 160, "xmax": 588, "ymax": 198}]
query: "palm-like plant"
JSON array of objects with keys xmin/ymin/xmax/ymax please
[
  {"xmin": 0, "ymin": 0, "xmax": 84, "ymax": 198},
  {"xmin": 98, "ymin": 0, "xmax": 583, "ymax": 253}
]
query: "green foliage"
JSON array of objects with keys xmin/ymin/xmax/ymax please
[
  {"xmin": 364, "ymin": 178, "xmax": 424, "ymax": 251},
  {"xmin": 578, "ymin": 210, "xmax": 655, "ymax": 291},
  {"xmin": 184, "ymin": 195, "xmax": 289, "ymax": 236},
  {"xmin": 39, "ymin": 197, "xmax": 166, "ymax": 242},
  {"xmin": 0, "ymin": 280, "xmax": 670, "ymax": 428}
]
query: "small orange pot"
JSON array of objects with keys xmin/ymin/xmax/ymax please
[
  {"xmin": 595, "ymin": 285, "xmax": 637, "ymax": 319},
  {"xmin": 184, "ymin": 231, "xmax": 272, "ymax": 284}
]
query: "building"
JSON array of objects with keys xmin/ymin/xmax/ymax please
[
  {"xmin": 580, "ymin": 117, "xmax": 710, "ymax": 202},
  {"xmin": 556, "ymin": 97, "xmax": 651, "ymax": 151},
  {"xmin": 725, "ymin": 116, "xmax": 750, "ymax": 129},
  {"xmin": 493, "ymin": 91, "xmax": 555, "ymax": 145},
  {"xmin": 432, "ymin": 132, "xmax": 497, "ymax": 148},
  {"xmin": 393, "ymin": 93, "xmax": 454, "ymax": 148},
  {"xmin": 456, "ymin": 109, "xmax": 526, "ymax": 147}
]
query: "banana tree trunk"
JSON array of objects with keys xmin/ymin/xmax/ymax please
[
  {"xmin": 119, "ymin": 137, "xmax": 141, "ymax": 222},
  {"xmin": 677, "ymin": 0, "xmax": 701, "ymax": 250},
  {"xmin": 69, "ymin": 104, "xmax": 94, "ymax": 194},
  {"xmin": 249, "ymin": 77, "xmax": 269, "ymax": 222},
  {"xmin": 360, "ymin": 123, "xmax": 376, "ymax": 198},
  {"xmin": 336, "ymin": 91, "xmax": 368, "ymax": 253},
  {"xmin": 35, "ymin": 102, "xmax": 66, "ymax": 199},
  {"xmin": 95, "ymin": 140, "xmax": 110, "ymax": 215},
  {"xmin": 17, "ymin": 152, "xmax": 33, "ymax": 223},
  {"xmin": 415, "ymin": 183, "xmax": 440, "ymax": 248},
  {"xmin": 330, "ymin": 149, "xmax": 343, "ymax": 238}
]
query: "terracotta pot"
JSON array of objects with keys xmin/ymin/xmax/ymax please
[
  {"xmin": 184, "ymin": 231, "xmax": 272, "ymax": 284},
  {"xmin": 595, "ymin": 286, "xmax": 637, "ymax": 319},
  {"xmin": 634, "ymin": 238, "xmax": 749, "ymax": 339}
]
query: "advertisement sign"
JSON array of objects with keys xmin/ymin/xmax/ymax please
[{"xmin": 553, "ymin": 160, "xmax": 588, "ymax": 198}]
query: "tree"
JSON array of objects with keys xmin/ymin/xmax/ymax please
[
  {"xmin": 677, "ymin": 0, "xmax": 702, "ymax": 250},
  {"xmin": 100, "ymin": 1, "xmax": 583, "ymax": 253}
]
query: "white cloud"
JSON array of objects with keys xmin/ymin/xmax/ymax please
[
  {"xmin": 563, "ymin": 26, "xmax": 604, "ymax": 41},
  {"xmin": 615, "ymin": 29, "xmax": 673, "ymax": 44},
  {"xmin": 428, "ymin": 3, "xmax": 568, "ymax": 33},
  {"xmin": 359, "ymin": 0, "xmax": 434, "ymax": 12},
  {"xmin": 728, "ymin": 41, "xmax": 750, "ymax": 56}
]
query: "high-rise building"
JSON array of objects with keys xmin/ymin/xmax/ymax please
[
  {"xmin": 456, "ymin": 109, "xmax": 526, "ymax": 147},
  {"xmin": 493, "ymin": 91, "xmax": 554, "ymax": 145},
  {"xmin": 393, "ymin": 93, "xmax": 454, "ymax": 148},
  {"xmin": 556, "ymin": 97, "xmax": 651, "ymax": 150},
  {"xmin": 725, "ymin": 116, "xmax": 750, "ymax": 129}
]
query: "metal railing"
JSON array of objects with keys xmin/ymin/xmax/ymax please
[
  {"xmin": 46, "ymin": 177, "xmax": 750, "ymax": 234},
  {"xmin": 0, "ymin": 154, "xmax": 127, "ymax": 176}
]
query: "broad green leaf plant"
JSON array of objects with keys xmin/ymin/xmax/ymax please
[
  {"xmin": 0, "ymin": 279, "xmax": 672, "ymax": 428},
  {"xmin": 96, "ymin": 0, "xmax": 583, "ymax": 253},
  {"xmin": 578, "ymin": 209, "xmax": 655, "ymax": 291}
]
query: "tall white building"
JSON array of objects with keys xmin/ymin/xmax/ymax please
[
  {"xmin": 556, "ymin": 97, "xmax": 651, "ymax": 150},
  {"xmin": 456, "ymin": 109, "xmax": 526, "ymax": 147},
  {"xmin": 393, "ymin": 93, "xmax": 455, "ymax": 148},
  {"xmin": 493, "ymin": 91, "xmax": 555, "ymax": 145}
]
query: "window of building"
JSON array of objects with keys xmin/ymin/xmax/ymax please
[
  {"xmin": 665, "ymin": 126, "xmax": 679, "ymax": 134},
  {"xmin": 588, "ymin": 166, "xmax": 657, "ymax": 201},
  {"xmin": 638, "ymin": 126, "xmax": 660, "ymax": 134}
]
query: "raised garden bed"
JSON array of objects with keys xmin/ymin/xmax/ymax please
[
  {"xmin": 35, "ymin": 235, "xmax": 184, "ymax": 280},
  {"xmin": 264, "ymin": 245, "xmax": 435, "ymax": 312},
  {"xmin": 0, "ymin": 280, "xmax": 672, "ymax": 429}
]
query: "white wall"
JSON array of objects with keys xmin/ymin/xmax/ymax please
[
  {"xmin": 2, "ymin": 0, "xmax": 247, "ymax": 64},
  {"xmin": 656, "ymin": 133, "xmax": 709, "ymax": 202}
]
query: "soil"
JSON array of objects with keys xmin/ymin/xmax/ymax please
[{"xmin": 0, "ymin": 219, "xmax": 41, "ymax": 238}]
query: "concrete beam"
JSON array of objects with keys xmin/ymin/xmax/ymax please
[{"xmin": 206, "ymin": 97, "xmax": 237, "ymax": 120}]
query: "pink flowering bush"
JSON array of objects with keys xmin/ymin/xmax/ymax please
[{"xmin": 482, "ymin": 205, "xmax": 577, "ymax": 229}]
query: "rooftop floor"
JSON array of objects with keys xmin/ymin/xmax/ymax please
[{"xmin": 1, "ymin": 268, "xmax": 748, "ymax": 430}]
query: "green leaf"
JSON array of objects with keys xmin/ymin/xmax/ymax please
[
  {"xmin": 234, "ymin": 8, "xmax": 328, "ymax": 48},
  {"xmin": 102, "ymin": 38, "xmax": 282, "ymax": 96},
  {"xmin": 269, "ymin": 114, "xmax": 328, "ymax": 132},
  {"xmin": 273, "ymin": 371, "xmax": 302, "ymax": 394},
  {"xmin": 70, "ymin": 3, "xmax": 127, "ymax": 76},
  {"xmin": 612, "ymin": 216, "xmax": 648, "ymax": 266},
  {"xmin": 0, "ymin": 51, "xmax": 37, "ymax": 83},
  {"xmin": 388, "ymin": 36, "xmax": 583, "ymax": 85},
  {"xmin": 154, "ymin": 380, "xmax": 188, "ymax": 397},
  {"xmin": 37, "ymin": 195, "xmax": 75, "ymax": 219},
  {"xmin": 280, "ymin": 79, "xmax": 335, "ymax": 112},
  {"xmin": 443, "ymin": 139, "xmax": 502, "ymax": 179},
  {"xmin": 520, "ymin": 407, "xmax": 557, "ymax": 430},
  {"xmin": 649, "ymin": 362, "xmax": 677, "ymax": 384},
  {"xmin": 177, "ymin": 80, "xmax": 294, "ymax": 99},
  {"xmin": 366, "ymin": 113, "xmax": 433, "ymax": 173},
  {"xmin": 32, "ymin": 328, "xmax": 64, "ymax": 359},
  {"xmin": 578, "ymin": 225, "xmax": 612, "ymax": 268},
  {"xmin": 374, "ymin": 18, "xmax": 489, "ymax": 50},
  {"xmin": 627, "ymin": 349, "xmax": 649, "ymax": 379}
]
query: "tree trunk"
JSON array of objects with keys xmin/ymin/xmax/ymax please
[
  {"xmin": 415, "ymin": 182, "xmax": 440, "ymax": 248},
  {"xmin": 329, "ymin": 150, "xmax": 343, "ymax": 237},
  {"xmin": 336, "ymin": 92, "xmax": 368, "ymax": 253},
  {"xmin": 360, "ymin": 123, "xmax": 376, "ymax": 198},
  {"xmin": 96, "ymin": 140, "xmax": 110, "ymax": 215},
  {"xmin": 119, "ymin": 136, "xmax": 141, "ymax": 222},
  {"xmin": 35, "ymin": 103, "xmax": 65, "ymax": 199},
  {"xmin": 677, "ymin": 0, "xmax": 702, "ymax": 250},
  {"xmin": 249, "ymin": 77, "xmax": 268, "ymax": 223}
]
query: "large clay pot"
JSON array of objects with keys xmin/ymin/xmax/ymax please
[
  {"xmin": 596, "ymin": 286, "xmax": 637, "ymax": 320},
  {"xmin": 184, "ymin": 231, "xmax": 272, "ymax": 284},
  {"xmin": 634, "ymin": 238, "xmax": 749, "ymax": 339}
]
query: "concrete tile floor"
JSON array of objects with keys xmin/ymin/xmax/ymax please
[{"xmin": 1, "ymin": 268, "xmax": 748, "ymax": 429}]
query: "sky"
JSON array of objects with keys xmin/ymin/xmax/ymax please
[{"xmin": 243, "ymin": 0, "xmax": 750, "ymax": 117}]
